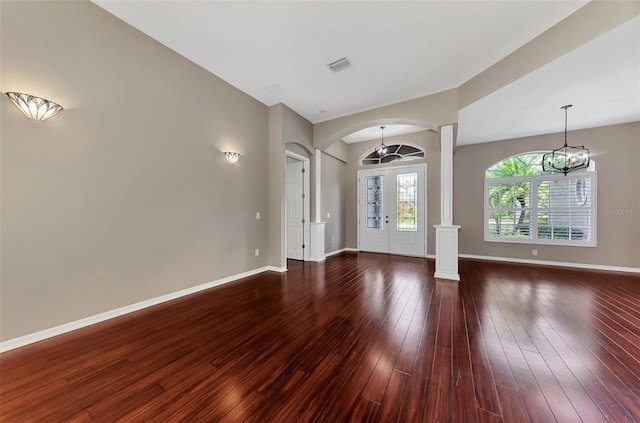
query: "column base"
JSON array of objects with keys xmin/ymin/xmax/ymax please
[
  {"xmin": 310, "ymin": 222, "xmax": 326, "ymax": 262},
  {"xmin": 434, "ymin": 225, "xmax": 460, "ymax": 281}
]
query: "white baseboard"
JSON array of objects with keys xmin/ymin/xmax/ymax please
[
  {"xmin": 458, "ymin": 254, "xmax": 640, "ymax": 274},
  {"xmin": 266, "ymin": 266, "xmax": 288, "ymax": 273},
  {"xmin": 327, "ymin": 249, "xmax": 434, "ymax": 259},
  {"xmin": 0, "ymin": 265, "xmax": 279, "ymax": 353},
  {"xmin": 324, "ymin": 247, "xmax": 360, "ymax": 257},
  {"xmin": 308, "ymin": 257, "xmax": 326, "ymax": 262},
  {"xmin": 434, "ymin": 271, "xmax": 461, "ymax": 281},
  {"xmin": 324, "ymin": 248, "xmax": 347, "ymax": 257}
]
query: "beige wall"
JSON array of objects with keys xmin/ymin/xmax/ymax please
[
  {"xmin": 344, "ymin": 130, "xmax": 441, "ymax": 255},
  {"xmin": 321, "ymin": 152, "xmax": 346, "ymax": 254},
  {"xmin": 270, "ymin": 105, "xmax": 315, "ymax": 264},
  {"xmin": 283, "ymin": 104, "xmax": 316, "ymax": 223},
  {"xmin": 454, "ymin": 122, "xmax": 640, "ymax": 268},
  {"xmin": 282, "ymin": 105, "xmax": 314, "ymax": 152},
  {"xmin": 285, "ymin": 143, "xmax": 311, "ymax": 158},
  {"xmin": 1, "ymin": 1, "xmax": 269, "ymax": 341},
  {"xmin": 324, "ymin": 140, "xmax": 348, "ymax": 163},
  {"xmin": 268, "ymin": 105, "xmax": 286, "ymax": 268}
]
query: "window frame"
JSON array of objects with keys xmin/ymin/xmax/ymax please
[
  {"xmin": 360, "ymin": 142, "xmax": 425, "ymax": 166},
  {"xmin": 484, "ymin": 171, "xmax": 597, "ymax": 247}
]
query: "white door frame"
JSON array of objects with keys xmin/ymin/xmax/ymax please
[
  {"xmin": 357, "ymin": 163, "xmax": 428, "ymax": 257},
  {"xmin": 285, "ymin": 150, "xmax": 311, "ymax": 262}
]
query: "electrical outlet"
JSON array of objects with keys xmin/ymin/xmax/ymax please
[
  {"xmin": 331, "ymin": 236, "xmax": 335, "ymax": 244},
  {"xmin": 255, "ymin": 249, "xmax": 260, "ymax": 257},
  {"xmin": 256, "ymin": 212, "xmax": 260, "ymax": 220},
  {"xmin": 532, "ymin": 249, "xmax": 538, "ymax": 256},
  {"xmin": 327, "ymin": 212, "xmax": 331, "ymax": 219}
]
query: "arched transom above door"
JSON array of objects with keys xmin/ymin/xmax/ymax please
[{"xmin": 361, "ymin": 143, "xmax": 425, "ymax": 166}]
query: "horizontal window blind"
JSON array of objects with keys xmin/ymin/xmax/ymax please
[{"xmin": 485, "ymin": 172, "xmax": 596, "ymax": 246}]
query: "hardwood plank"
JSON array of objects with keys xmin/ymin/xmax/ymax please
[
  {"xmin": 423, "ymin": 345, "xmax": 452, "ymax": 422},
  {"xmin": 539, "ymin": 324, "xmax": 636, "ymax": 422},
  {"xmin": 521, "ymin": 349, "xmax": 582, "ymax": 422},
  {"xmin": 361, "ymin": 317, "xmax": 410, "ymax": 403},
  {"xmin": 219, "ymin": 390, "xmax": 266, "ymax": 423},
  {"xmin": 452, "ymin": 379, "xmax": 481, "ymax": 423},
  {"xmin": 378, "ymin": 370, "xmax": 409, "ymax": 422},
  {"xmin": 496, "ymin": 385, "xmax": 530, "ymax": 423},
  {"xmin": 268, "ymin": 352, "xmax": 344, "ymax": 422},
  {"xmin": 340, "ymin": 397, "xmax": 381, "ymax": 423},
  {"xmin": 467, "ymin": 288, "xmax": 518, "ymax": 392},
  {"xmin": 398, "ymin": 345, "xmax": 434, "ymax": 423},
  {"xmin": 436, "ymin": 281, "xmax": 454, "ymax": 349},
  {"xmin": 460, "ymin": 282, "xmax": 503, "ymax": 415},
  {"xmin": 87, "ymin": 383, "xmax": 164, "ymax": 421},
  {"xmin": 450, "ymin": 281, "xmax": 483, "ymax": 423},
  {"xmin": 532, "ymin": 337, "xmax": 608, "ymax": 423},
  {"xmin": 481, "ymin": 285, "xmax": 532, "ymax": 371},
  {"xmin": 534, "ymin": 286, "xmax": 640, "ymax": 419},
  {"xmin": 2, "ymin": 254, "xmax": 639, "ymax": 422},
  {"xmin": 394, "ymin": 284, "xmax": 433, "ymax": 375},
  {"xmin": 511, "ymin": 366, "xmax": 557, "ymax": 422}
]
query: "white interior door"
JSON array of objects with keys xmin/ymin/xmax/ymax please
[
  {"xmin": 359, "ymin": 164, "xmax": 426, "ymax": 257},
  {"xmin": 286, "ymin": 159, "xmax": 304, "ymax": 260}
]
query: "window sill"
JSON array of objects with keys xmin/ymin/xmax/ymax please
[{"xmin": 484, "ymin": 237, "xmax": 596, "ymax": 247}]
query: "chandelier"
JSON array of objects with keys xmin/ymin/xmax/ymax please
[
  {"xmin": 542, "ymin": 105, "xmax": 590, "ymax": 175},
  {"xmin": 376, "ymin": 126, "xmax": 388, "ymax": 158}
]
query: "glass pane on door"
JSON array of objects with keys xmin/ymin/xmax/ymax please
[
  {"xmin": 366, "ymin": 176, "xmax": 383, "ymax": 229},
  {"xmin": 397, "ymin": 173, "xmax": 417, "ymax": 231}
]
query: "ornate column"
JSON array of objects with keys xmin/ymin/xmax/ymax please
[{"xmin": 434, "ymin": 124, "xmax": 460, "ymax": 281}]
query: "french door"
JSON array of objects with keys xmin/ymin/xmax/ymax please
[{"xmin": 358, "ymin": 164, "xmax": 426, "ymax": 257}]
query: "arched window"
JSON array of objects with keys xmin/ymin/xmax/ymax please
[
  {"xmin": 485, "ymin": 151, "xmax": 596, "ymax": 246},
  {"xmin": 361, "ymin": 143, "xmax": 425, "ymax": 166}
]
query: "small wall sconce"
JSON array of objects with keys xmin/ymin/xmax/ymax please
[
  {"xmin": 5, "ymin": 92, "xmax": 63, "ymax": 121},
  {"xmin": 224, "ymin": 152, "xmax": 241, "ymax": 164}
]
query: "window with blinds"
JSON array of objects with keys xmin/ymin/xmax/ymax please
[{"xmin": 484, "ymin": 153, "xmax": 596, "ymax": 247}]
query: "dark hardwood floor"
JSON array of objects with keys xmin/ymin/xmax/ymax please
[{"xmin": 2, "ymin": 253, "xmax": 640, "ymax": 422}]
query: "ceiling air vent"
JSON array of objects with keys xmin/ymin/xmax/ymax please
[
  {"xmin": 327, "ymin": 57, "xmax": 352, "ymax": 73},
  {"xmin": 264, "ymin": 84, "xmax": 286, "ymax": 96}
]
